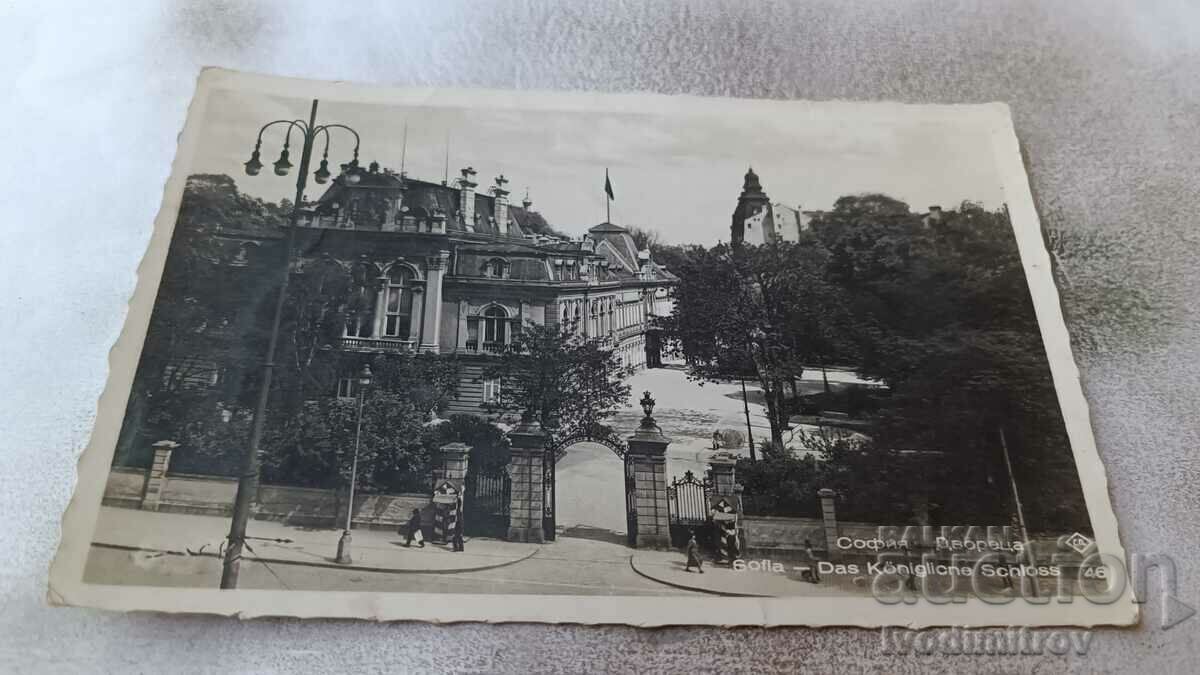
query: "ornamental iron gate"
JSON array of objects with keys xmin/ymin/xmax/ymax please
[
  {"xmin": 543, "ymin": 444, "xmax": 555, "ymax": 541},
  {"xmin": 667, "ymin": 470, "xmax": 713, "ymax": 548},
  {"xmin": 463, "ymin": 464, "xmax": 510, "ymax": 538}
]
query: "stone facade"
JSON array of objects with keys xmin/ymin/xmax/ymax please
[{"xmin": 238, "ymin": 162, "xmax": 681, "ymax": 418}]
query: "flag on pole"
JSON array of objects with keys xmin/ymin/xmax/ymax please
[{"xmin": 604, "ymin": 169, "xmax": 614, "ymax": 201}]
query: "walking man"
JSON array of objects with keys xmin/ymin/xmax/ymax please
[{"xmin": 402, "ymin": 508, "xmax": 425, "ymax": 548}]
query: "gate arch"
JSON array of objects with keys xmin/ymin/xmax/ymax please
[{"xmin": 543, "ymin": 428, "xmax": 632, "ymax": 543}]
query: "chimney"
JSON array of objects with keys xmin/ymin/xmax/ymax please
[
  {"xmin": 458, "ymin": 167, "xmax": 478, "ymax": 230},
  {"xmin": 492, "ymin": 174, "xmax": 510, "ymax": 235}
]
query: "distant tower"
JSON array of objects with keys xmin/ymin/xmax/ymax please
[{"xmin": 731, "ymin": 167, "xmax": 774, "ymax": 246}]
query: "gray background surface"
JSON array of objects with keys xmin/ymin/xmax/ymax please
[{"xmin": 1, "ymin": 1, "xmax": 1197, "ymax": 672}]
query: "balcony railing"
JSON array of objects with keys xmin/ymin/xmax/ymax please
[
  {"xmin": 336, "ymin": 336, "xmax": 416, "ymax": 353},
  {"xmin": 615, "ymin": 324, "xmax": 644, "ymax": 341},
  {"xmin": 462, "ymin": 340, "xmax": 508, "ymax": 355}
]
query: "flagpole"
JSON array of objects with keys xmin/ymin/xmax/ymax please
[{"xmin": 606, "ymin": 168, "xmax": 611, "ymax": 224}]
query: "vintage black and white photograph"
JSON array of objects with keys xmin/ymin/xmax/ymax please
[{"xmin": 50, "ymin": 70, "xmax": 1131, "ymax": 626}]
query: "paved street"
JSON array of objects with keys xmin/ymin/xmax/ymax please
[
  {"xmin": 89, "ymin": 506, "xmax": 537, "ymax": 573},
  {"xmin": 85, "ymin": 519, "xmax": 695, "ymax": 596},
  {"xmin": 631, "ymin": 549, "xmax": 863, "ymax": 597}
]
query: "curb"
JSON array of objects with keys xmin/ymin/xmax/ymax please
[
  {"xmin": 93, "ymin": 542, "xmax": 541, "ymax": 576},
  {"xmin": 627, "ymin": 555, "xmax": 772, "ymax": 597}
]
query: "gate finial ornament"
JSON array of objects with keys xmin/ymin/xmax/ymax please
[{"xmin": 639, "ymin": 391, "xmax": 656, "ymax": 419}]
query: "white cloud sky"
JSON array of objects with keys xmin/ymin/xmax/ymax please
[{"xmin": 191, "ymin": 88, "xmax": 1006, "ymax": 244}]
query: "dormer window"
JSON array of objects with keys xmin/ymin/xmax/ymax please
[{"xmin": 483, "ymin": 258, "xmax": 509, "ymax": 279}]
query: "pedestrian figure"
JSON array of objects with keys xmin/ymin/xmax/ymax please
[
  {"xmin": 402, "ymin": 508, "xmax": 425, "ymax": 548},
  {"xmin": 803, "ymin": 539, "xmax": 821, "ymax": 583},
  {"xmin": 452, "ymin": 498, "xmax": 465, "ymax": 552},
  {"xmin": 711, "ymin": 431, "xmax": 722, "ymax": 450},
  {"xmin": 684, "ymin": 530, "xmax": 704, "ymax": 574}
]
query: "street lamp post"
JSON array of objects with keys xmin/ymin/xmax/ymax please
[
  {"xmin": 336, "ymin": 364, "xmax": 373, "ymax": 565},
  {"xmin": 220, "ymin": 99, "xmax": 363, "ymax": 589}
]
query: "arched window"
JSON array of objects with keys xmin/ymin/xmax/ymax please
[
  {"xmin": 483, "ymin": 258, "xmax": 508, "ymax": 279},
  {"xmin": 483, "ymin": 306, "xmax": 508, "ymax": 350},
  {"xmin": 382, "ymin": 266, "xmax": 414, "ymax": 338}
]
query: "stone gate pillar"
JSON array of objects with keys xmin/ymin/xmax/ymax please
[
  {"xmin": 432, "ymin": 443, "xmax": 471, "ymax": 544},
  {"xmin": 818, "ymin": 487, "xmax": 839, "ymax": 559},
  {"xmin": 141, "ymin": 440, "xmax": 178, "ymax": 511},
  {"xmin": 707, "ymin": 452, "xmax": 738, "ymax": 501},
  {"xmin": 506, "ymin": 419, "xmax": 546, "ymax": 543},
  {"xmin": 626, "ymin": 392, "xmax": 671, "ymax": 550},
  {"xmin": 434, "ymin": 442, "xmax": 471, "ymax": 493},
  {"xmin": 708, "ymin": 452, "xmax": 741, "ymax": 559}
]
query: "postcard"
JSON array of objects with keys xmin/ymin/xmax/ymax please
[{"xmin": 49, "ymin": 68, "xmax": 1135, "ymax": 626}]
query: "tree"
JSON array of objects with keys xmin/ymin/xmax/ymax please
[
  {"xmin": 809, "ymin": 197, "xmax": 1089, "ymax": 531},
  {"xmin": 423, "ymin": 413, "xmax": 512, "ymax": 474},
  {"xmin": 482, "ymin": 322, "xmax": 631, "ymax": 449},
  {"xmin": 662, "ymin": 238, "xmax": 850, "ymax": 447},
  {"xmin": 625, "ymin": 224, "xmax": 662, "ymax": 252},
  {"xmin": 260, "ymin": 353, "xmax": 461, "ymax": 492},
  {"xmin": 114, "ymin": 174, "xmax": 288, "ymax": 468}
]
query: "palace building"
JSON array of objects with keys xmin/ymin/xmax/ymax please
[{"xmin": 281, "ymin": 161, "xmax": 676, "ymax": 415}]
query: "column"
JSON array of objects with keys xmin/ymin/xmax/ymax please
[
  {"xmin": 373, "ymin": 275, "xmax": 388, "ymax": 337},
  {"xmin": 506, "ymin": 419, "xmax": 546, "ymax": 544},
  {"xmin": 625, "ymin": 393, "xmax": 671, "ymax": 549},
  {"xmin": 581, "ymin": 297, "xmax": 591, "ymax": 339},
  {"xmin": 818, "ymin": 487, "xmax": 840, "ymax": 559},
  {"xmin": 408, "ymin": 286, "xmax": 424, "ymax": 345},
  {"xmin": 456, "ymin": 299, "xmax": 469, "ymax": 351},
  {"xmin": 141, "ymin": 440, "xmax": 179, "ymax": 511},
  {"xmin": 420, "ymin": 251, "xmax": 449, "ymax": 352}
]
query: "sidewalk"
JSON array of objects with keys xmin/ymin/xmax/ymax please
[
  {"xmin": 91, "ymin": 506, "xmax": 539, "ymax": 574},
  {"xmin": 630, "ymin": 549, "xmax": 863, "ymax": 597}
]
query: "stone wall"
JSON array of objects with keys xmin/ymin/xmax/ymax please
[
  {"xmin": 741, "ymin": 515, "xmax": 825, "ymax": 553},
  {"xmin": 102, "ymin": 467, "xmax": 147, "ymax": 509},
  {"xmin": 101, "ymin": 467, "xmax": 431, "ymax": 531}
]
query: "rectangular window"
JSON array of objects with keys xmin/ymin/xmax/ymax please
[
  {"xmin": 336, "ymin": 377, "xmax": 357, "ymax": 399},
  {"xmin": 482, "ymin": 377, "xmax": 501, "ymax": 404},
  {"xmin": 384, "ymin": 285, "xmax": 412, "ymax": 337}
]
